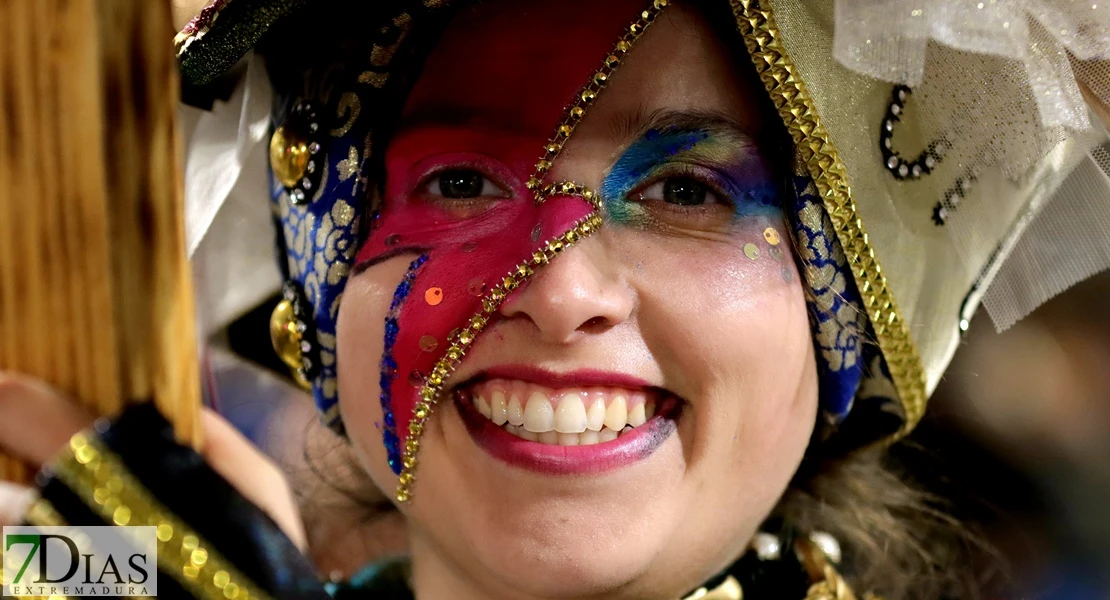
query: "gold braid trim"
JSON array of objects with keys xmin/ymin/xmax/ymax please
[
  {"xmin": 395, "ymin": 0, "xmax": 670, "ymax": 502},
  {"xmin": 729, "ymin": 0, "xmax": 928, "ymax": 437},
  {"xmin": 50, "ymin": 433, "xmax": 274, "ymax": 600}
]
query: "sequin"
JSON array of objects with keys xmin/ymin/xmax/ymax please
[
  {"xmin": 419, "ymin": 335, "xmax": 438, "ymax": 352},
  {"xmin": 769, "ymin": 246, "xmax": 784, "ymax": 262},
  {"xmin": 425, "ymin": 287, "xmax": 443, "ymax": 305},
  {"xmin": 468, "ymin": 279, "xmax": 486, "ymax": 296},
  {"xmin": 744, "ymin": 243, "xmax": 760, "ymax": 260},
  {"xmin": 408, "ymin": 370, "xmax": 426, "ymax": 387},
  {"xmin": 531, "ymin": 224, "xmax": 542, "ymax": 241},
  {"xmin": 385, "ymin": 233, "xmax": 402, "ymax": 246},
  {"xmin": 763, "ymin": 227, "xmax": 780, "ymax": 245}
]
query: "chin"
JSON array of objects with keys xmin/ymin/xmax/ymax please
[{"xmin": 401, "ymin": 384, "xmax": 709, "ymax": 600}]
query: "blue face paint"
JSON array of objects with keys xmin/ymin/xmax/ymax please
[{"xmin": 599, "ymin": 127, "xmax": 781, "ymax": 226}]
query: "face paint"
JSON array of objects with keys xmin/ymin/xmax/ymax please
[
  {"xmin": 352, "ymin": 0, "xmax": 649, "ymax": 475},
  {"xmin": 600, "ymin": 125, "xmax": 781, "ymax": 229}
]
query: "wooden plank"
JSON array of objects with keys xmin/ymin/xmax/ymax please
[{"xmin": 0, "ymin": 0, "xmax": 200, "ymax": 482}]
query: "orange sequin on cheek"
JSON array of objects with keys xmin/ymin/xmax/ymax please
[{"xmin": 425, "ymin": 287, "xmax": 444, "ymax": 305}]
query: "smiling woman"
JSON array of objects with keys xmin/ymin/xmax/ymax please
[
  {"xmin": 3, "ymin": 0, "xmax": 1110, "ymax": 599},
  {"xmin": 336, "ymin": 4, "xmax": 820, "ymax": 597}
]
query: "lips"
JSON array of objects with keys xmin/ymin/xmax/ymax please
[{"xmin": 452, "ymin": 367, "xmax": 681, "ymax": 474}]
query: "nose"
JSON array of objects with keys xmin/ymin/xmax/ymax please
[{"xmin": 499, "ymin": 234, "xmax": 633, "ymax": 344}]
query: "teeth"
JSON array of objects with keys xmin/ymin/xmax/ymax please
[
  {"xmin": 604, "ymin": 394, "xmax": 628, "ymax": 431},
  {"xmin": 554, "ymin": 392, "xmax": 587, "ymax": 433},
  {"xmin": 524, "ymin": 392, "xmax": 554, "ymax": 432},
  {"xmin": 502, "ymin": 423, "xmax": 628, "ymax": 446},
  {"xmin": 557, "ymin": 432, "xmax": 579, "ymax": 446},
  {"xmin": 586, "ymin": 397, "xmax": 605, "ymax": 431},
  {"xmin": 627, "ymin": 402, "xmax": 646, "ymax": 427},
  {"xmin": 491, "ymin": 391, "xmax": 508, "ymax": 425},
  {"xmin": 469, "ymin": 379, "xmax": 665, "ymax": 446},
  {"xmin": 507, "ymin": 393, "xmax": 525, "ymax": 426}
]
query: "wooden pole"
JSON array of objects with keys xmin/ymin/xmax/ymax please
[{"xmin": 0, "ymin": 0, "xmax": 201, "ymax": 482}]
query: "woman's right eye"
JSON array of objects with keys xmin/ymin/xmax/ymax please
[{"xmin": 425, "ymin": 169, "xmax": 505, "ymax": 199}]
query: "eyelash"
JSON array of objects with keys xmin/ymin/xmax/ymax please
[
  {"xmin": 414, "ymin": 163, "xmax": 512, "ymax": 201},
  {"xmin": 625, "ymin": 163, "xmax": 736, "ymax": 209}
]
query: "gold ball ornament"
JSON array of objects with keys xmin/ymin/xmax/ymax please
[
  {"xmin": 269, "ymin": 125, "xmax": 310, "ymax": 188},
  {"xmin": 269, "ymin": 298, "xmax": 311, "ymax": 389}
]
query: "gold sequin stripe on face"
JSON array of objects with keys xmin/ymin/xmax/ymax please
[
  {"xmin": 527, "ymin": 0, "xmax": 671, "ymax": 210},
  {"xmin": 729, "ymin": 0, "xmax": 927, "ymax": 438},
  {"xmin": 394, "ymin": 214, "xmax": 602, "ymax": 502},
  {"xmin": 394, "ymin": 0, "xmax": 670, "ymax": 503},
  {"xmin": 50, "ymin": 433, "xmax": 273, "ymax": 600}
]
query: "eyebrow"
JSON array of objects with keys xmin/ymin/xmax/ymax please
[{"xmin": 606, "ymin": 106, "xmax": 758, "ymax": 147}]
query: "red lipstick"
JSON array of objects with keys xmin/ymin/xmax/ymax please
[
  {"xmin": 453, "ymin": 371, "xmax": 680, "ymax": 475},
  {"xmin": 466, "ymin": 364, "xmax": 655, "ymax": 390}
]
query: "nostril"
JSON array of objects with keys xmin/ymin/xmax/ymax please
[{"xmin": 582, "ymin": 316, "xmax": 608, "ymax": 330}]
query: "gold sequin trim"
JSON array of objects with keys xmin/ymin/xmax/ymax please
[
  {"xmin": 526, "ymin": 0, "xmax": 669, "ymax": 210},
  {"xmin": 395, "ymin": 0, "xmax": 670, "ymax": 503},
  {"xmin": 730, "ymin": 0, "xmax": 927, "ymax": 438},
  {"xmin": 12, "ymin": 499, "xmax": 72, "ymax": 600},
  {"xmin": 23, "ymin": 496, "xmax": 67, "ymax": 526},
  {"xmin": 52, "ymin": 433, "xmax": 273, "ymax": 600}
]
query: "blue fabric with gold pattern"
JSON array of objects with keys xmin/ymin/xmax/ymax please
[{"xmin": 789, "ymin": 174, "xmax": 899, "ymax": 438}]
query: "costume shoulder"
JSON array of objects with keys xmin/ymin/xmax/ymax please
[{"xmin": 26, "ymin": 404, "xmax": 330, "ymax": 600}]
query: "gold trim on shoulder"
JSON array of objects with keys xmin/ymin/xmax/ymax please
[
  {"xmin": 729, "ymin": 0, "xmax": 928, "ymax": 437},
  {"xmin": 51, "ymin": 433, "xmax": 274, "ymax": 600}
]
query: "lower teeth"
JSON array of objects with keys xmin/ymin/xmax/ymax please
[{"xmin": 503, "ymin": 423, "xmax": 632, "ymax": 446}]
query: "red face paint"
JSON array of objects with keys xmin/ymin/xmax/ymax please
[{"xmin": 353, "ymin": 0, "xmax": 650, "ymax": 472}]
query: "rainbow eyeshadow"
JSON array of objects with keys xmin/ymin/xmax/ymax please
[{"xmin": 599, "ymin": 125, "xmax": 781, "ymax": 225}]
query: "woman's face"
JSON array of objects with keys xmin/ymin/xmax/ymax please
[{"xmin": 337, "ymin": 1, "xmax": 818, "ymax": 598}]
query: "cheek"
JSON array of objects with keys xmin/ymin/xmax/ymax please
[
  {"xmin": 618, "ymin": 216, "xmax": 817, "ymax": 509},
  {"xmin": 629, "ymin": 217, "xmax": 810, "ymax": 387},
  {"xmin": 336, "ymin": 256, "xmax": 423, "ymax": 498}
]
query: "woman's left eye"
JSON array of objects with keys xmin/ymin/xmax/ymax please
[
  {"xmin": 425, "ymin": 169, "xmax": 505, "ymax": 199},
  {"xmin": 634, "ymin": 177, "xmax": 725, "ymax": 206}
]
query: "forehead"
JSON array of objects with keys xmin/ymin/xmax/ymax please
[{"xmin": 401, "ymin": 0, "xmax": 764, "ymax": 143}]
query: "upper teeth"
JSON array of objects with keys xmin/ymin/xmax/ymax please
[{"xmin": 469, "ymin": 380, "xmax": 656, "ymax": 445}]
